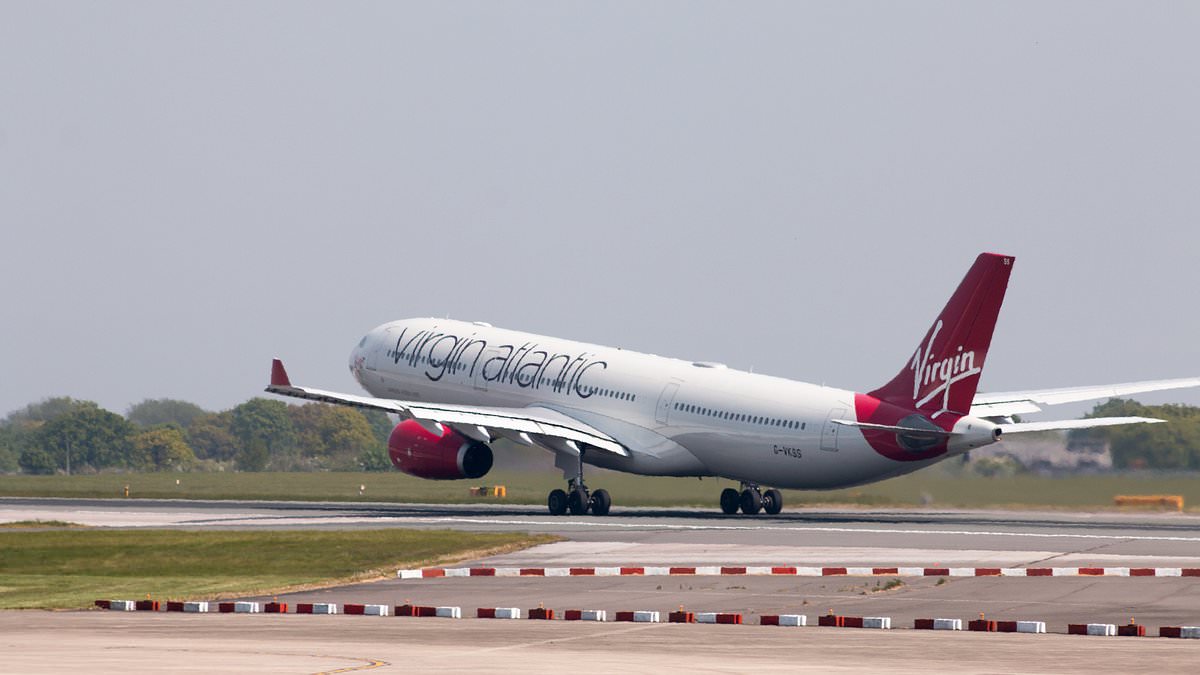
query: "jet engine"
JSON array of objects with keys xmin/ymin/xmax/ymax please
[{"xmin": 387, "ymin": 419, "xmax": 493, "ymax": 480}]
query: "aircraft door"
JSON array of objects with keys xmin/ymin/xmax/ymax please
[
  {"xmin": 821, "ymin": 408, "xmax": 847, "ymax": 451},
  {"xmin": 366, "ymin": 328, "xmax": 391, "ymax": 372},
  {"xmin": 655, "ymin": 381, "xmax": 681, "ymax": 425}
]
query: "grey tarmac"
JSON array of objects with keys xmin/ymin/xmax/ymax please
[
  {"xmin": 248, "ymin": 574, "xmax": 1200, "ymax": 632},
  {"xmin": 0, "ymin": 612, "xmax": 1196, "ymax": 675},
  {"xmin": 5, "ymin": 497, "xmax": 1200, "ymax": 566},
  {"xmin": 4, "ymin": 498, "xmax": 1200, "ymax": 672}
]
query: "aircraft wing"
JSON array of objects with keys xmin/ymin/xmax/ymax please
[
  {"xmin": 265, "ymin": 359, "xmax": 628, "ymax": 457},
  {"xmin": 970, "ymin": 377, "xmax": 1200, "ymax": 418}
]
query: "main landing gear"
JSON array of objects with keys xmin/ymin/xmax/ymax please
[
  {"xmin": 547, "ymin": 449, "xmax": 611, "ymax": 516},
  {"xmin": 547, "ymin": 481, "xmax": 611, "ymax": 516},
  {"xmin": 720, "ymin": 483, "xmax": 783, "ymax": 515}
]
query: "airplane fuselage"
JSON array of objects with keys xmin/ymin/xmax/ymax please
[
  {"xmin": 349, "ymin": 318, "xmax": 970, "ymax": 489},
  {"xmin": 269, "ymin": 254, "xmax": 1191, "ymax": 516}
]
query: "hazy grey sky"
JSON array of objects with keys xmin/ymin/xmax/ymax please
[{"xmin": 3, "ymin": 2, "xmax": 1198, "ymax": 420}]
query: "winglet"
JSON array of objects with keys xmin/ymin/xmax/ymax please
[{"xmin": 270, "ymin": 359, "xmax": 292, "ymax": 387}]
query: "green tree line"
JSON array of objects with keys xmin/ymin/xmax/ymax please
[
  {"xmin": 0, "ymin": 397, "xmax": 394, "ymax": 475},
  {"xmin": 1070, "ymin": 398, "xmax": 1200, "ymax": 470},
  {"xmin": 3, "ymin": 395, "xmax": 1198, "ymax": 475}
]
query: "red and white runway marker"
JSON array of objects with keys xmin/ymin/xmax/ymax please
[{"xmin": 398, "ymin": 565, "xmax": 1200, "ymax": 580}]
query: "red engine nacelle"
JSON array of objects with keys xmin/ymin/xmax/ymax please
[{"xmin": 388, "ymin": 419, "xmax": 494, "ymax": 480}]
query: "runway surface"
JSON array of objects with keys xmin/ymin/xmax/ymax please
[
  {"xmin": 5, "ymin": 497, "xmax": 1200, "ymax": 567},
  {"xmin": 5, "ymin": 498, "xmax": 1199, "ymax": 672},
  {"xmin": 251, "ymin": 572, "xmax": 1200, "ymax": 630},
  {"xmin": 3, "ymin": 612, "xmax": 1197, "ymax": 675}
]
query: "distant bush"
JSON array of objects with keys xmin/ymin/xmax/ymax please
[
  {"xmin": 18, "ymin": 447, "xmax": 56, "ymax": 475},
  {"xmin": 1072, "ymin": 399, "xmax": 1200, "ymax": 470}
]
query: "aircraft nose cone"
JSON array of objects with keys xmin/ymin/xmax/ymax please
[{"xmin": 349, "ymin": 336, "xmax": 368, "ymax": 380}]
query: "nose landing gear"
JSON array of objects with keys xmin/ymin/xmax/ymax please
[{"xmin": 720, "ymin": 483, "xmax": 783, "ymax": 515}]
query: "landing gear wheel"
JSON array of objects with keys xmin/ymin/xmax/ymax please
[
  {"xmin": 589, "ymin": 489, "xmax": 611, "ymax": 516},
  {"xmin": 739, "ymin": 488, "xmax": 763, "ymax": 515},
  {"xmin": 567, "ymin": 488, "xmax": 590, "ymax": 515},
  {"xmin": 762, "ymin": 488, "xmax": 783, "ymax": 515},
  {"xmin": 548, "ymin": 489, "xmax": 568, "ymax": 516},
  {"xmin": 720, "ymin": 488, "xmax": 740, "ymax": 515}
]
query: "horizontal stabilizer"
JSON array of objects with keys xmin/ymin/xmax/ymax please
[
  {"xmin": 998, "ymin": 416, "xmax": 1164, "ymax": 434},
  {"xmin": 832, "ymin": 419, "xmax": 957, "ymax": 436}
]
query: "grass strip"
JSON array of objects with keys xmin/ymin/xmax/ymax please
[
  {"xmin": 0, "ymin": 528, "xmax": 555, "ymax": 609},
  {"xmin": 0, "ymin": 520, "xmax": 87, "ymax": 529},
  {"xmin": 1, "ymin": 470, "xmax": 1198, "ymax": 511}
]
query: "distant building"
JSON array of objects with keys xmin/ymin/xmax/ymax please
[{"xmin": 972, "ymin": 434, "xmax": 1112, "ymax": 474}]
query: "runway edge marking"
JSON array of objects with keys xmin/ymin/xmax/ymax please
[{"xmin": 398, "ymin": 566, "xmax": 1199, "ymax": 579}]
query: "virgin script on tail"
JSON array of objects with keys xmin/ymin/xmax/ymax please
[{"xmin": 910, "ymin": 319, "xmax": 981, "ymax": 416}]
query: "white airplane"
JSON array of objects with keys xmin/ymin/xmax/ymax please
[{"xmin": 268, "ymin": 253, "xmax": 1199, "ymax": 516}]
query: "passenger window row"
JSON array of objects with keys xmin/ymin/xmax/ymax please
[
  {"xmin": 580, "ymin": 385, "xmax": 635, "ymax": 402},
  {"xmin": 672, "ymin": 402, "xmax": 805, "ymax": 430},
  {"xmin": 537, "ymin": 377, "xmax": 635, "ymax": 401},
  {"xmin": 393, "ymin": 354, "xmax": 637, "ymax": 401}
]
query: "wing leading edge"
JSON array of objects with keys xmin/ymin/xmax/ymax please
[
  {"xmin": 266, "ymin": 359, "xmax": 628, "ymax": 457},
  {"xmin": 968, "ymin": 376, "xmax": 1200, "ymax": 434},
  {"xmin": 970, "ymin": 377, "xmax": 1200, "ymax": 418}
]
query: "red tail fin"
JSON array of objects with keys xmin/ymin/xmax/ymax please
[
  {"xmin": 869, "ymin": 253, "xmax": 1014, "ymax": 417},
  {"xmin": 270, "ymin": 359, "xmax": 292, "ymax": 387}
]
